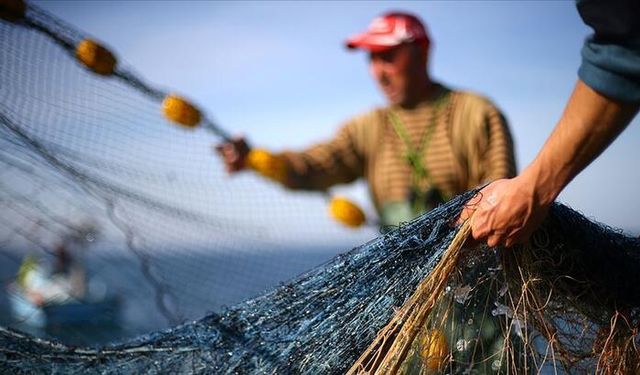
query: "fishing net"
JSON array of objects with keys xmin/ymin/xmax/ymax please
[
  {"xmin": 2, "ymin": 195, "xmax": 639, "ymax": 374},
  {"xmin": 0, "ymin": 0, "xmax": 375, "ymax": 345},
  {"xmin": 1, "ymin": 1, "xmax": 639, "ymax": 374}
]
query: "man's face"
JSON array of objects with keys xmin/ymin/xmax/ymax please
[{"xmin": 369, "ymin": 43, "xmax": 425, "ymax": 107}]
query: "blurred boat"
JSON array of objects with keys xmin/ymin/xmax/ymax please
[{"xmin": 7, "ymin": 281, "xmax": 120, "ymax": 329}]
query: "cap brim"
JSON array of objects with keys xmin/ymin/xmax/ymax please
[{"xmin": 345, "ymin": 32, "xmax": 402, "ymax": 52}]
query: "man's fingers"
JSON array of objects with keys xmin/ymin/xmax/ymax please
[
  {"xmin": 486, "ymin": 232, "xmax": 506, "ymax": 248},
  {"xmin": 456, "ymin": 206, "xmax": 475, "ymax": 225},
  {"xmin": 470, "ymin": 218, "xmax": 490, "ymax": 241},
  {"xmin": 214, "ymin": 143, "xmax": 235, "ymax": 156},
  {"xmin": 504, "ymin": 237, "xmax": 516, "ymax": 248}
]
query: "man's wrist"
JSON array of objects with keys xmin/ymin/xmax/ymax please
[{"xmin": 519, "ymin": 163, "xmax": 561, "ymax": 208}]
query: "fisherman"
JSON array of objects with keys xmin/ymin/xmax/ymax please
[
  {"xmin": 465, "ymin": 0, "xmax": 640, "ymax": 246},
  {"xmin": 16, "ymin": 243, "xmax": 87, "ymax": 306},
  {"xmin": 217, "ymin": 11, "xmax": 517, "ymax": 229}
]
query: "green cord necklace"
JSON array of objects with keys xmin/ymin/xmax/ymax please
[{"xmin": 388, "ymin": 92, "xmax": 449, "ymax": 215}]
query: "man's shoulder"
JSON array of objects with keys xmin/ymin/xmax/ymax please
[
  {"xmin": 343, "ymin": 106, "xmax": 389, "ymax": 128},
  {"xmin": 448, "ymin": 89, "xmax": 508, "ymax": 136},
  {"xmin": 452, "ymin": 89, "xmax": 498, "ymax": 110}
]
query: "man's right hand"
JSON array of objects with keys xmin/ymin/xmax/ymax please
[
  {"xmin": 462, "ymin": 80, "xmax": 639, "ymax": 248},
  {"xmin": 460, "ymin": 176, "xmax": 550, "ymax": 248},
  {"xmin": 214, "ymin": 137, "xmax": 251, "ymax": 173}
]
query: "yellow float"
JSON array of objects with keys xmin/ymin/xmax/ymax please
[
  {"xmin": 328, "ymin": 196, "xmax": 365, "ymax": 228},
  {"xmin": 75, "ymin": 39, "xmax": 117, "ymax": 76},
  {"xmin": 420, "ymin": 328, "xmax": 449, "ymax": 371},
  {"xmin": 161, "ymin": 94, "xmax": 201, "ymax": 128},
  {"xmin": 246, "ymin": 148, "xmax": 288, "ymax": 183}
]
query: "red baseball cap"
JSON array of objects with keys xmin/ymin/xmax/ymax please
[{"xmin": 345, "ymin": 12, "xmax": 430, "ymax": 52}]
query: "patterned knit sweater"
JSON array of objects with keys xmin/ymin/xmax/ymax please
[{"xmin": 278, "ymin": 84, "xmax": 516, "ymax": 218}]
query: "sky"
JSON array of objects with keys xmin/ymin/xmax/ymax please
[{"xmin": 32, "ymin": 0, "xmax": 640, "ymax": 234}]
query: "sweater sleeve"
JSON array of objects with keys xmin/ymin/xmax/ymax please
[
  {"xmin": 276, "ymin": 116, "xmax": 368, "ymax": 191},
  {"xmin": 577, "ymin": 0, "xmax": 640, "ymax": 102}
]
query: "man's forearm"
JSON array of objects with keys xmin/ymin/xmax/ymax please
[{"xmin": 522, "ymin": 79, "xmax": 639, "ymax": 207}]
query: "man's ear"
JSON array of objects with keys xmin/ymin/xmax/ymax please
[
  {"xmin": 414, "ymin": 41, "xmax": 429, "ymax": 67},
  {"xmin": 421, "ymin": 45, "xmax": 429, "ymax": 67}
]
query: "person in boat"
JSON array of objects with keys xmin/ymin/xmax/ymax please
[{"xmin": 16, "ymin": 244, "xmax": 86, "ymax": 306}]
